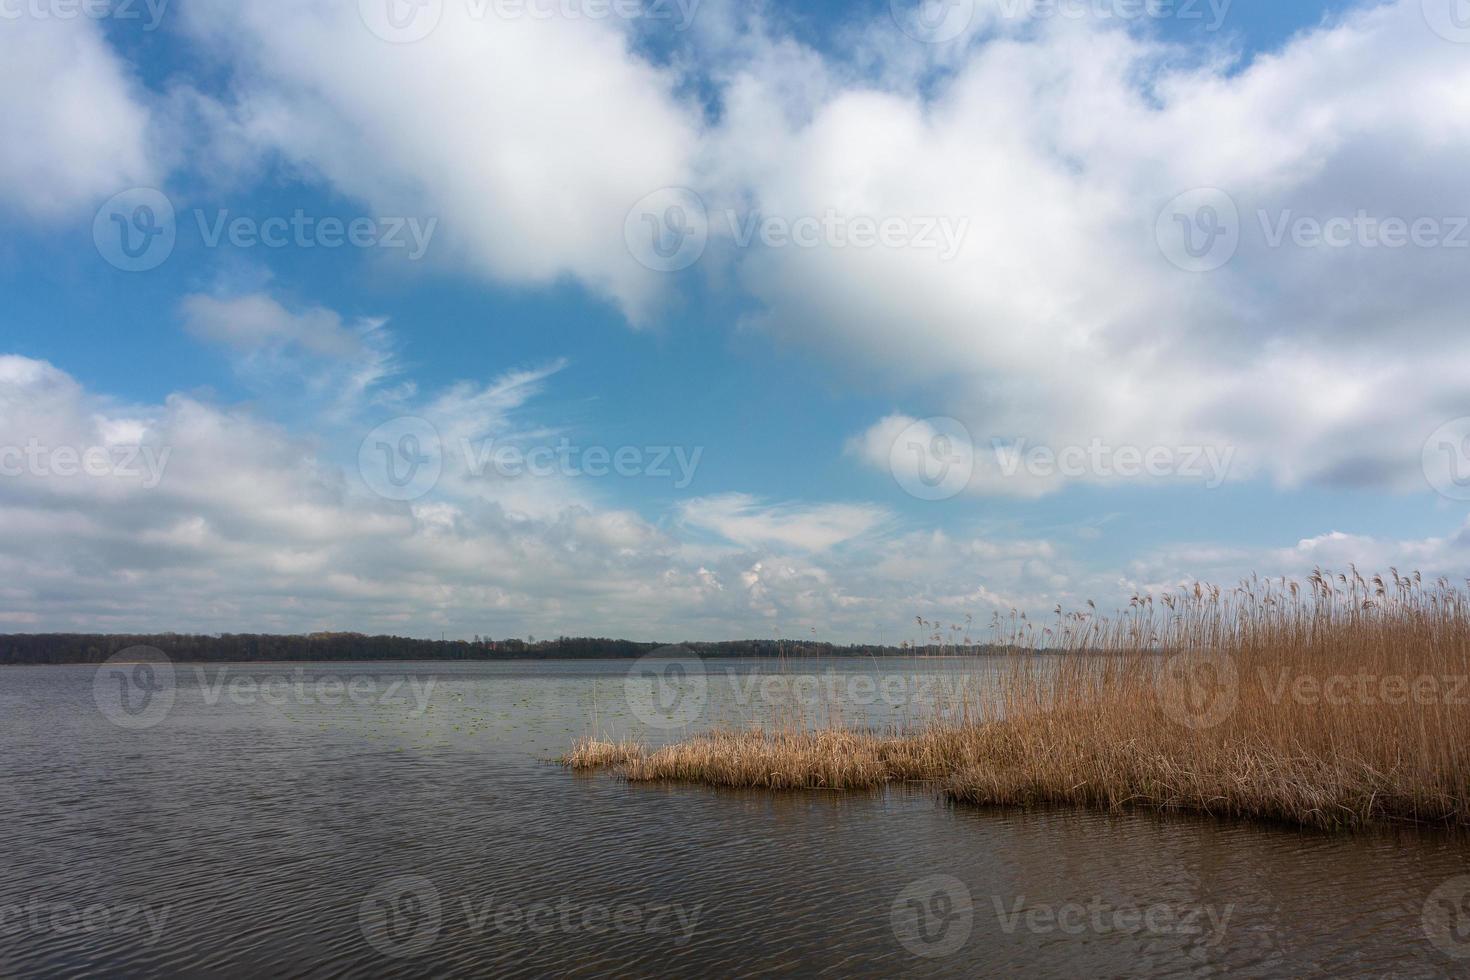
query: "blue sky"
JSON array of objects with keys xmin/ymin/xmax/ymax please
[{"xmin": 1, "ymin": 0, "xmax": 1467, "ymax": 641}]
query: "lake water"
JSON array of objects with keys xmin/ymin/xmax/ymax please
[{"xmin": 2, "ymin": 658, "xmax": 1467, "ymax": 977}]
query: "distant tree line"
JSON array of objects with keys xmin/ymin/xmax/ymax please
[{"xmin": 0, "ymin": 633, "xmax": 1000, "ymax": 665}]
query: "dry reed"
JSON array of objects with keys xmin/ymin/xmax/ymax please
[
  {"xmin": 559, "ymin": 738, "xmax": 646, "ymax": 771},
  {"xmin": 566, "ymin": 570, "xmax": 1470, "ymax": 830}
]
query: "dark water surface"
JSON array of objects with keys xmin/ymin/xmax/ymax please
[{"xmin": 2, "ymin": 659, "xmax": 1468, "ymax": 977}]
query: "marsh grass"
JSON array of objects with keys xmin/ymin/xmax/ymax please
[
  {"xmin": 566, "ymin": 570, "xmax": 1470, "ymax": 830},
  {"xmin": 560, "ymin": 738, "xmax": 646, "ymax": 770}
]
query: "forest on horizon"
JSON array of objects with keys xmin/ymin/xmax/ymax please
[{"xmin": 0, "ymin": 632, "xmax": 1004, "ymax": 665}]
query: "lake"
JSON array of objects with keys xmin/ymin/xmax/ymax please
[{"xmin": 1, "ymin": 658, "xmax": 1466, "ymax": 976}]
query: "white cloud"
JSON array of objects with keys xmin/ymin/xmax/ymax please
[
  {"xmin": 10, "ymin": 0, "xmax": 1465, "ymax": 495},
  {"xmin": 0, "ymin": 15, "xmax": 159, "ymax": 218},
  {"xmin": 179, "ymin": 291, "xmax": 407, "ymax": 424},
  {"xmin": 1119, "ymin": 525, "xmax": 1470, "ymax": 602},
  {"xmin": 678, "ymin": 493, "xmax": 890, "ymax": 551},
  {"xmin": 151, "ymin": 0, "xmax": 1470, "ymax": 494},
  {"xmin": 181, "ymin": 293, "xmax": 371, "ymax": 358},
  {"xmin": 4, "ymin": 2, "xmax": 1468, "ymax": 639},
  {"xmin": 703, "ymin": 1, "xmax": 1470, "ymax": 495},
  {"xmin": 2, "ymin": 349, "xmax": 1465, "ymax": 639},
  {"xmin": 0, "ymin": 351, "xmax": 670, "ymax": 635},
  {"xmin": 179, "ymin": 0, "xmax": 702, "ymax": 322}
]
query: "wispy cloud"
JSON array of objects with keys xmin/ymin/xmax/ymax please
[{"xmin": 678, "ymin": 493, "xmax": 890, "ymax": 552}]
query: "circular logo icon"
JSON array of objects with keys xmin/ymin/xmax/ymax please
[
  {"xmin": 359, "ymin": 416, "xmax": 443, "ymax": 502},
  {"xmin": 93, "ymin": 188, "xmax": 176, "ymax": 272},
  {"xmin": 1423, "ymin": 418, "xmax": 1470, "ymax": 501},
  {"xmin": 1425, "ymin": 875, "xmax": 1470, "ymax": 959},
  {"xmin": 624, "ymin": 187, "xmax": 708, "ymax": 272},
  {"xmin": 93, "ymin": 646, "xmax": 176, "ymax": 730},
  {"xmin": 359, "ymin": 0, "xmax": 443, "ymax": 42},
  {"xmin": 625, "ymin": 646, "xmax": 708, "ymax": 729},
  {"xmin": 891, "ymin": 874, "xmax": 973, "ymax": 959},
  {"xmin": 359, "ymin": 874, "xmax": 443, "ymax": 958},
  {"xmin": 1423, "ymin": 0, "xmax": 1470, "ymax": 43},
  {"xmin": 1156, "ymin": 187, "xmax": 1240, "ymax": 273},
  {"xmin": 1155, "ymin": 652, "xmax": 1238, "ymax": 730},
  {"xmin": 891, "ymin": 0, "xmax": 975, "ymax": 43},
  {"xmin": 889, "ymin": 417, "xmax": 974, "ymax": 501}
]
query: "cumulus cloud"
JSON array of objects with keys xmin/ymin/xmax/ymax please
[
  {"xmin": 2, "ymin": 2, "xmax": 1466, "ymax": 637},
  {"xmin": 691, "ymin": 1, "xmax": 1466, "ymax": 497},
  {"xmin": 0, "ymin": 15, "xmax": 159, "ymax": 218},
  {"xmin": 1118, "ymin": 526, "xmax": 1470, "ymax": 605},
  {"xmin": 0, "ymin": 348, "xmax": 1046, "ymax": 638},
  {"xmin": 162, "ymin": 0, "xmax": 1470, "ymax": 495},
  {"xmin": 0, "ymin": 351, "xmax": 666, "ymax": 635},
  {"xmin": 178, "ymin": 0, "xmax": 702, "ymax": 322},
  {"xmin": 3, "ymin": 348, "xmax": 1467, "ymax": 638}
]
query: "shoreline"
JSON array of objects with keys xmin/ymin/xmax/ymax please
[{"xmin": 3, "ymin": 652, "xmax": 1010, "ymax": 667}]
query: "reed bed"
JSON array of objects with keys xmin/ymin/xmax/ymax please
[{"xmin": 566, "ymin": 570, "xmax": 1470, "ymax": 830}]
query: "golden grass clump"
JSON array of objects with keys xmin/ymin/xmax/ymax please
[
  {"xmin": 570, "ymin": 569, "xmax": 1470, "ymax": 831},
  {"xmin": 622, "ymin": 729, "xmax": 891, "ymax": 789},
  {"xmin": 560, "ymin": 738, "xmax": 646, "ymax": 771}
]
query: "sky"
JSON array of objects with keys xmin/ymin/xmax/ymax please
[{"xmin": 1, "ymin": 0, "xmax": 1468, "ymax": 643}]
